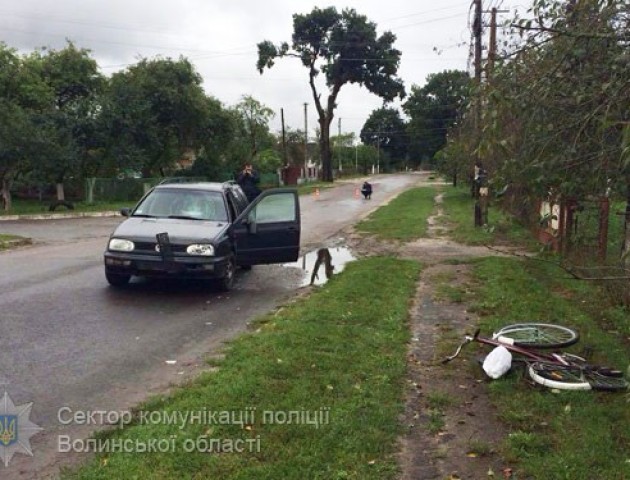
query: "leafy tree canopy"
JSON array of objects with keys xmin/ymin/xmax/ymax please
[
  {"xmin": 257, "ymin": 7, "xmax": 405, "ymax": 181},
  {"xmin": 360, "ymin": 107, "xmax": 407, "ymax": 165},
  {"xmin": 403, "ymin": 70, "xmax": 470, "ymax": 165},
  {"xmin": 106, "ymin": 57, "xmax": 209, "ymax": 176}
]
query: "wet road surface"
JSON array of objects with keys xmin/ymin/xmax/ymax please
[{"xmin": 0, "ymin": 173, "xmax": 425, "ymax": 478}]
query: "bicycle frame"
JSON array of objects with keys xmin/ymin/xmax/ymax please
[
  {"xmin": 443, "ymin": 328, "xmax": 627, "ymax": 391},
  {"xmin": 443, "ymin": 329, "xmax": 575, "ymax": 366}
]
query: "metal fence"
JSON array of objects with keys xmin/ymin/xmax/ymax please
[
  {"xmin": 85, "ymin": 173, "xmax": 280, "ymax": 203},
  {"xmin": 85, "ymin": 177, "xmax": 206, "ymax": 203}
]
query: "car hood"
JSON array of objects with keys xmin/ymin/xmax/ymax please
[{"xmin": 111, "ymin": 217, "xmax": 228, "ymax": 243}]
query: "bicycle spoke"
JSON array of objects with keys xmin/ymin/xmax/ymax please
[
  {"xmin": 528, "ymin": 363, "xmax": 591, "ymax": 390},
  {"xmin": 494, "ymin": 323, "xmax": 579, "ymax": 348}
]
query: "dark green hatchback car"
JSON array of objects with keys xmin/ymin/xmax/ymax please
[{"xmin": 103, "ymin": 182, "xmax": 300, "ymax": 290}]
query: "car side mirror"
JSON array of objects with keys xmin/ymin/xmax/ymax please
[{"xmin": 120, "ymin": 208, "xmax": 131, "ymax": 217}]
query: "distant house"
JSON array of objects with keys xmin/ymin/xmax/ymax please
[
  {"xmin": 280, "ymin": 142, "xmax": 320, "ymax": 185},
  {"xmin": 176, "ymin": 149, "xmax": 197, "ymax": 170}
]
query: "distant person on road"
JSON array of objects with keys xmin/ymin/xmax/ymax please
[
  {"xmin": 236, "ymin": 162, "xmax": 261, "ymax": 203},
  {"xmin": 361, "ymin": 181, "xmax": 373, "ymax": 200}
]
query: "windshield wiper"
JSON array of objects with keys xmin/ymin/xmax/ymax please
[
  {"xmin": 167, "ymin": 215, "xmax": 204, "ymax": 221},
  {"xmin": 131, "ymin": 213, "xmax": 157, "ymax": 218}
]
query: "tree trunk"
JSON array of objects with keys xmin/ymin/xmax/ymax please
[
  {"xmin": 622, "ymin": 181, "xmax": 630, "ymax": 267},
  {"xmin": 85, "ymin": 177, "xmax": 97, "ymax": 204},
  {"xmin": 1, "ymin": 178, "xmax": 12, "ymax": 212},
  {"xmin": 319, "ymin": 119, "xmax": 333, "ymax": 182},
  {"xmin": 56, "ymin": 183, "xmax": 65, "ymax": 201}
]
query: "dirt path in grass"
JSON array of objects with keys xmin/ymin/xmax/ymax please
[{"xmin": 347, "ymin": 193, "xmax": 516, "ymax": 480}]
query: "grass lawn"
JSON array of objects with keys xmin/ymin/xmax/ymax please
[
  {"xmin": 355, "ymin": 187, "xmax": 436, "ymax": 241},
  {"xmin": 436, "ymin": 189, "xmax": 630, "ymax": 480},
  {"xmin": 439, "ymin": 186, "xmax": 535, "ymax": 247},
  {"xmin": 452, "ymin": 257, "xmax": 630, "ymax": 479},
  {"xmin": 64, "ymin": 257, "xmax": 421, "ymax": 479},
  {"xmin": 1, "ymin": 199, "xmax": 132, "ymax": 216},
  {"xmin": 0, "ymin": 233, "xmax": 29, "ymax": 250}
]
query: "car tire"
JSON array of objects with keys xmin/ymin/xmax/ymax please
[
  {"xmin": 217, "ymin": 256, "xmax": 236, "ymax": 291},
  {"xmin": 106, "ymin": 271, "xmax": 131, "ymax": 287}
]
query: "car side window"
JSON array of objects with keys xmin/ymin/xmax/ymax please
[
  {"xmin": 248, "ymin": 193, "xmax": 297, "ymax": 224},
  {"xmin": 231, "ymin": 186, "xmax": 249, "ymax": 209},
  {"xmin": 225, "ymin": 192, "xmax": 239, "ymax": 222}
]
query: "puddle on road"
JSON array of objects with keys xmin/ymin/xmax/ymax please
[{"xmin": 283, "ymin": 246, "xmax": 356, "ymax": 286}]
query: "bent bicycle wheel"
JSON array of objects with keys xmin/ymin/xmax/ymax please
[
  {"xmin": 493, "ymin": 323, "xmax": 579, "ymax": 348},
  {"xmin": 528, "ymin": 363, "xmax": 591, "ymax": 390}
]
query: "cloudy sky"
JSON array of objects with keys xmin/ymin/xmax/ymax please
[{"xmin": 0, "ymin": 0, "xmax": 526, "ymax": 140}]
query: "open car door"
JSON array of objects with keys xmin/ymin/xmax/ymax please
[{"xmin": 231, "ymin": 189, "xmax": 300, "ymax": 265}]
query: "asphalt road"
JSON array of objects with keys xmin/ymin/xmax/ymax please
[{"xmin": 0, "ymin": 173, "xmax": 424, "ymax": 478}]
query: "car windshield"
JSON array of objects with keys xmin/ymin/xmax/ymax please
[{"xmin": 133, "ymin": 189, "xmax": 229, "ymax": 222}]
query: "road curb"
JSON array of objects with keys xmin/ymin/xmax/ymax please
[{"xmin": 0, "ymin": 211, "xmax": 121, "ymax": 221}]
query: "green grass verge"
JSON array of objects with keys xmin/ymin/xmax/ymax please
[
  {"xmin": 460, "ymin": 256, "xmax": 630, "ymax": 479},
  {"xmin": 0, "ymin": 233, "xmax": 27, "ymax": 250},
  {"xmin": 1, "ymin": 199, "xmax": 132, "ymax": 216},
  {"xmin": 355, "ymin": 187, "xmax": 436, "ymax": 241},
  {"xmin": 439, "ymin": 186, "xmax": 535, "ymax": 247},
  {"xmin": 424, "ymin": 185, "xmax": 630, "ymax": 478},
  {"xmin": 0, "ymin": 234, "xmax": 20, "ymax": 241},
  {"xmin": 64, "ymin": 257, "xmax": 421, "ymax": 480}
]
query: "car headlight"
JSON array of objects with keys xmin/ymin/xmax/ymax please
[
  {"xmin": 109, "ymin": 238, "xmax": 135, "ymax": 252},
  {"xmin": 186, "ymin": 244, "xmax": 215, "ymax": 256}
]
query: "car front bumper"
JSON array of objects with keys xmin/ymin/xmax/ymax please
[{"xmin": 104, "ymin": 251, "xmax": 231, "ymax": 279}]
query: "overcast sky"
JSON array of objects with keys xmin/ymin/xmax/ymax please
[{"xmin": 0, "ymin": 0, "xmax": 526, "ymax": 140}]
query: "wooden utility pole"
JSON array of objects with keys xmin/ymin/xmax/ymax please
[
  {"xmin": 303, "ymin": 103, "xmax": 308, "ymax": 169},
  {"xmin": 473, "ymin": 0, "xmax": 483, "ymax": 86},
  {"xmin": 338, "ymin": 117, "xmax": 342, "ymax": 172},
  {"xmin": 488, "ymin": 8, "xmax": 497, "ymax": 78},
  {"xmin": 281, "ymin": 108, "xmax": 287, "ymax": 167},
  {"xmin": 473, "ymin": 0, "xmax": 483, "ymax": 226},
  {"xmin": 487, "ymin": 8, "xmax": 509, "ymax": 80}
]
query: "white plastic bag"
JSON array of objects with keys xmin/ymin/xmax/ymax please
[{"xmin": 482, "ymin": 346, "xmax": 513, "ymax": 379}]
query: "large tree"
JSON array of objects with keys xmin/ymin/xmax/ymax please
[
  {"xmin": 189, "ymin": 96, "xmax": 238, "ymax": 180},
  {"xmin": 0, "ymin": 44, "xmax": 43, "ymax": 210},
  {"xmin": 106, "ymin": 57, "xmax": 209, "ymax": 177},
  {"xmin": 403, "ymin": 70, "xmax": 471, "ymax": 167},
  {"xmin": 360, "ymin": 107, "xmax": 407, "ymax": 172},
  {"xmin": 443, "ymin": 0, "xmax": 630, "ymax": 261},
  {"xmin": 257, "ymin": 7, "xmax": 405, "ymax": 181},
  {"xmin": 26, "ymin": 42, "xmax": 104, "ymax": 203},
  {"xmin": 234, "ymin": 95, "xmax": 275, "ymax": 160}
]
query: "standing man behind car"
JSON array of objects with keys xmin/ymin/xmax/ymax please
[{"xmin": 236, "ymin": 162, "xmax": 261, "ymax": 203}]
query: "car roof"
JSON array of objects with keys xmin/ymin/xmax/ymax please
[{"xmin": 154, "ymin": 182, "xmax": 233, "ymax": 192}]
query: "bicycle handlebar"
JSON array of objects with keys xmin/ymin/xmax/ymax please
[{"xmin": 441, "ymin": 329, "xmax": 481, "ymax": 364}]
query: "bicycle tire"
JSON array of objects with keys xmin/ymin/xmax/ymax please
[
  {"xmin": 493, "ymin": 323, "xmax": 579, "ymax": 348},
  {"xmin": 583, "ymin": 370, "xmax": 629, "ymax": 391},
  {"xmin": 528, "ymin": 363, "xmax": 591, "ymax": 390}
]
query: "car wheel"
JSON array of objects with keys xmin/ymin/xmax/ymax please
[
  {"xmin": 106, "ymin": 271, "xmax": 131, "ymax": 287},
  {"xmin": 217, "ymin": 256, "xmax": 236, "ymax": 291}
]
